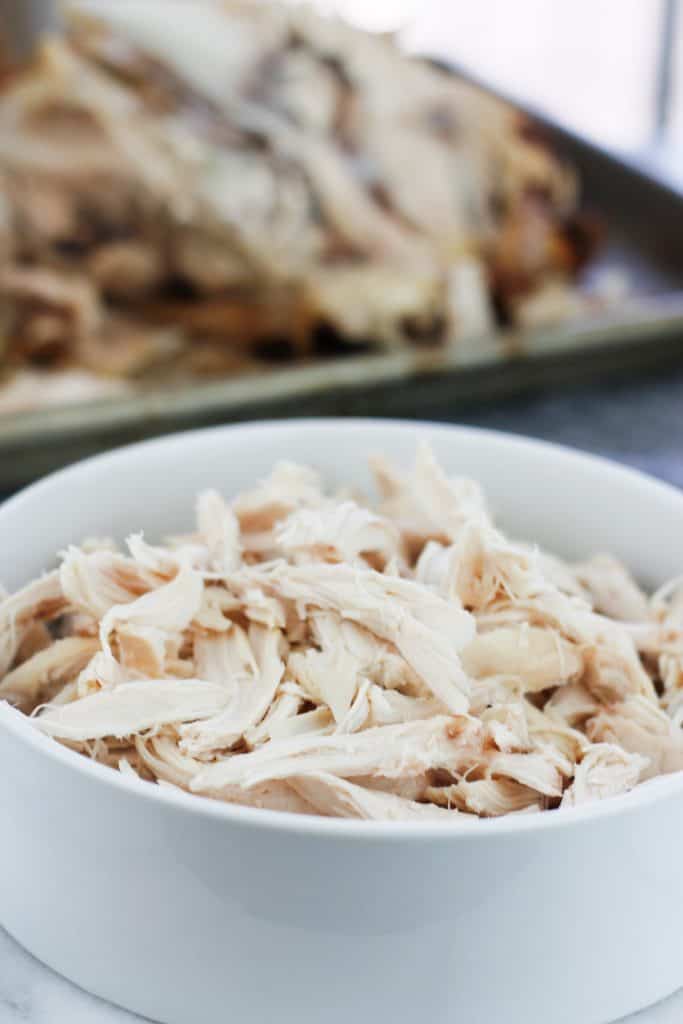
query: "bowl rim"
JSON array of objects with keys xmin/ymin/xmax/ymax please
[{"xmin": 2, "ymin": 415, "xmax": 683, "ymax": 842}]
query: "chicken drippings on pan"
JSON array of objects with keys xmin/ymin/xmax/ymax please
[{"xmin": 3, "ymin": 445, "xmax": 677, "ymax": 821}]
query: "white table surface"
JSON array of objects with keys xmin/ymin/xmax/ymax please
[{"xmin": 0, "ymin": 922, "xmax": 680, "ymax": 1024}]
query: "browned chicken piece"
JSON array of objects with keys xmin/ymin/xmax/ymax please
[
  {"xmin": 0, "ymin": 266, "xmax": 101, "ymax": 364},
  {"xmin": 0, "ymin": 1, "xmax": 596, "ymax": 411}
]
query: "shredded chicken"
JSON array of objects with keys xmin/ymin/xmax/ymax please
[
  {"xmin": 0, "ymin": 0, "xmax": 597, "ymax": 413},
  {"xmin": 3, "ymin": 444, "xmax": 680, "ymax": 821}
]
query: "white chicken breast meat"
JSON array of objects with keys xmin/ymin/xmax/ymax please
[{"xmin": 3, "ymin": 444, "xmax": 681, "ymax": 821}]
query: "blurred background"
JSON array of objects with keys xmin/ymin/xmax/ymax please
[
  {"xmin": 8, "ymin": 0, "xmax": 683, "ymax": 173},
  {"xmin": 299, "ymin": 0, "xmax": 683, "ymax": 483},
  {"xmin": 0, "ymin": 0, "xmax": 681, "ymax": 490},
  {"xmin": 310, "ymin": 0, "xmax": 683, "ymax": 182}
]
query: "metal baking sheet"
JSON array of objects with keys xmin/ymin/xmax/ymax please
[{"xmin": 1, "ymin": 99, "xmax": 682, "ymax": 490}]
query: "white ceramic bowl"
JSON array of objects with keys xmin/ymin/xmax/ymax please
[{"xmin": 1, "ymin": 419, "xmax": 683, "ymax": 1024}]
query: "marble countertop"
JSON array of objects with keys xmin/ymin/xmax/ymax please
[
  {"xmin": 1, "ymin": 918, "xmax": 682, "ymax": 1024},
  {"xmin": 1, "ymin": 921, "xmax": 682, "ymax": 1023},
  {"xmin": 4, "ymin": 365, "xmax": 683, "ymax": 1023}
]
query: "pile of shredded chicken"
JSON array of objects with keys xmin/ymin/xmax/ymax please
[
  {"xmin": 3, "ymin": 444, "xmax": 678, "ymax": 821},
  {"xmin": 0, "ymin": 0, "xmax": 599, "ymax": 412}
]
